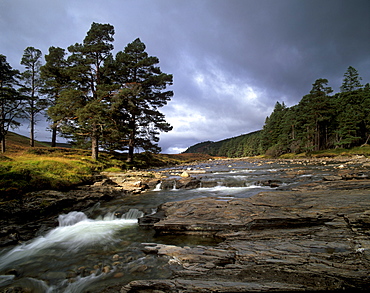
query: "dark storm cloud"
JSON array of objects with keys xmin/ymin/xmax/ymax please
[{"xmin": 1, "ymin": 0, "xmax": 369, "ymax": 153}]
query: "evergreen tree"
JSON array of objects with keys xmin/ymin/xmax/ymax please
[
  {"xmin": 340, "ymin": 66, "xmax": 362, "ymax": 92},
  {"xmin": 334, "ymin": 89, "xmax": 367, "ymax": 147},
  {"xmin": 335, "ymin": 68, "xmax": 366, "ymax": 147},
  {"xmin": 296, "ymin": 79, "xmax": 333, "ymax": 151},
  {"xmin": 362, "ymin": 84, "xmax": 370, "ymax": 145},
  {"xmin": 40, "ymin": 46, "xmax": 69, "ymax": 147},
  {"xmin": 114, "ymin": 38, "xmax": 173, "ymax": 162},
  {"xmin": 0, "ymin": 55, "xmax": 23, "ymax": 152},
  {"xmin": 49, "ymin": 22, "xmax": 116, "ymax": 159},
  {"xmin": 20, "ymin": 47, "xmax": 45, "ymax": 147},
  {"xmin": 261, "ymin": 101, "xmax": 287, "ymax": 155},
  {"xmin": 279, "ymin": 106, "xmax": 298, "ymax": 152}
]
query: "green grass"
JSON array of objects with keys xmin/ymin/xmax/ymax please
[
  {"xmin": 278, "ymin": 145, "xmax": 370, "ymax": 159},
  {"xmin": 0, "ymin": 153, "xmax": 97, "ymax": 198},
  {"xmin": 0, "ymin": 150, "xmax": 213, "ymax": 199},
  {"xmin": 1, "ymin": 132, "xmax": 214, "ymax": 200}
]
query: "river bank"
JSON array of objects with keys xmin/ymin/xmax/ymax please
[
  {"xmin": 1, "ymin": 156, "xmax": 369, "ymax": 246},
  {"xmin": 1, "ymin": 156, "xmax": 370, "ymax": 292}
]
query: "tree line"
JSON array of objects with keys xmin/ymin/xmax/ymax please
[
  {"xmin": 0, "ymin": 22, "xmax": 173, "ymax": 161},
  {"xmin": 185, "ymin": 66, "xmax": 370, "ymax": 157}
]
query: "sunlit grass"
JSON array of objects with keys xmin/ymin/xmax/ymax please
[
  {"xmin": 0, "ymin": 153, "xmax": 98, "ymax": 198},
  {"xmin": 1, "ymin": 132, "xmax": 215, "ymax": 199},
  {"xmin": 0, "ymin": 145, "xmax": 215, "ymax": 199},
  {"xmin": 278, "ymin": 145, "xmax": 370, "ymax": 159}
]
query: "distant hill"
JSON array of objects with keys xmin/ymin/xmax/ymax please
[
  {"xmin": 4, "ymin": 132, "xmax": 70, "ymax": 152},
  {"xmin": 41, "ymin": 141, "xmax": 72, "ymax": 148},
  {"xmin": 4, "ymin": 132, "xmax": 49, "ymax": 152},
  {"xmin": 184, "ymin": 130, "xmax": 262, "ymax": 157}
]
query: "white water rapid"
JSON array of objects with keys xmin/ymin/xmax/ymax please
[
  {"xmin": 0, "ymin": 211, "xmax": 138, "ymax": 271},
  {"xmin": 153, "ymin": 181, "xmax": 162, "ymax": 191}
]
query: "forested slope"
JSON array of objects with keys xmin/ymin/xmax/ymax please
[
  {"xmin": 185, "ymin": 66, "xmax": 370, "ymax": 158},
  {"xmin": 184, "ymin": 131, "xmax": 262, "ymax": 157}
]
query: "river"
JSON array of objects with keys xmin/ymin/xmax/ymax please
[{"xmin": 0, "ymin": 159, "xmax": 337, "ymax": 292}]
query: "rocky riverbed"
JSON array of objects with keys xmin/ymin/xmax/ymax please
[
  {"xmin": 0, "ymin": 171, "xmax": 164, "ymax": 247},
  {"xmin": 1, "ymin": 157, "xmax": 370, "ymax": 292},
  {"xmin": 124, "ymin": 158, "xmax": 370, "ymax": 292}
]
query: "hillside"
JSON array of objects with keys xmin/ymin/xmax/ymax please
[
  {"xmin": 4, "ymin": 132, "xmax": 50, "ymax": 152},
  {"xmin": 184, "ymin": 130, "xmax": 262, "ymax": 157},
  {"xmin": 2, "ymin": 132, "xmax": 73, "ymax": 152}
]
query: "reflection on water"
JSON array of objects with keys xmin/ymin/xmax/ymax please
[{"xmin": 0, "ymin": 159, "xmax": 331, "ymax": 292}]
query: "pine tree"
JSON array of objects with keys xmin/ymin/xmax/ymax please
[
  {"xmin": 0, "ymin": 55, "xmax": 23, "ymax": 152},
  {"xmin": 335, "ymin": 67, "xmax": 366, "ymax": 147},
  {"xmin": 340, "ymin": 66, "xmax": 362, "ymax": 92},
  {"xmin": 113, "ymin": 38, "xmax": 173, "ymax": 162},
  {"xmin": 293, "ymin": 79, "xmax": 333, "ymax": 151},
  {"xmin": 20, "ymin": 47, "xmax": 46, "ymax": 147},
  {"xmin": 48, "ymin": 24, "xmax": 173, "ymax": 160},
  {"xmin": 41, "ymin": 46, "xmax": 69, "ymax": 147},
  {"xmin": 49, "ymin": 23, "xmax": 116, "ymax": 159},
  {"xmin": 261, "ymin": 101, "xmax": 287, "ymax": 155}
]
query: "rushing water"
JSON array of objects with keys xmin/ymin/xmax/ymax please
[{"xmin": 0, "ymin": 159, "xmax": 338, "ymax": 292}]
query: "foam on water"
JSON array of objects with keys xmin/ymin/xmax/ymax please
[
  {"xmin": 61, "ymin": 271, "xmax": 111, "ymax": 293},
  {"xmin": 0, "ymin": 211, "xmax": 137, "ymax": 270},
  {"xmin": 213, "ymin": 169, "xmax": 255, "ymax": 175},
  {"xmin": 195, "ymin": 184, "xmax": 265, "ymax": 195},
  {"xmin": 153, "ymin": 182, "xmax": 162, "ymax": 191},
  {"xmin": 58, "ymin": 211, "xmax": 88, "ymax": 226}
]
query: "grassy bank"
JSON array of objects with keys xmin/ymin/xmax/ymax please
[
  {"xmin": 0, "ymin": 149, "xmax": 214, "ymax": 198},
  {"xmin": 279, "ymin": 145, "xmax": 370, "ymax": 159},
  {"xmin": 0, "ymin": 132, "xmax": 214, "ymax": 198}
]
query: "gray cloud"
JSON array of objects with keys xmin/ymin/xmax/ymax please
[{"xmin": 1, "ymin": 0, "xmax": 369, "ymax": 153}]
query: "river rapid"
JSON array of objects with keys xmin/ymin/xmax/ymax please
[{"xmin": 0, "ymin": 159, "xmax": 340, "ymax": 292}]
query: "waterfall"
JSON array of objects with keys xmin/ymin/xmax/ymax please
[
  {"xmin": 0, "ymin": 211, "xmax": 138, "ymax": 271},
  {"xmin": 58, "ymin": 211, "xmax": 88, "ymax": 226},
  {"xmin": 153, "ymin": 181, "xmax": 162, "ymax": 191},
  {"xmin": 172, "ymin": 181, "xmax": 177, "ymax": 190},
  {"xmin": 122, "ymin": 208, "xmax": 144, "ymax": 219}
]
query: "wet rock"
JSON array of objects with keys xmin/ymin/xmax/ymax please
[
  {"xmin": 93, "ymin": 178, "xmax": 118, "ymax": 186},
  {"xmin": 256, "ymin": 179, "xmax": 282, "ymax": 187},
  {"xmin": 175, "ymin": 178, "xmax": 201, "ymax": 189},
  {"xmin": 121, "ymin": 279, "xmax": 309, "ymax": 293},
  {"xmin": 138, "ymin": 210, "xmax": 165, "ymax": 227},
  {"xmin": 114, "ymin": 272, "xmax": 124, "ymax": 278},
  {"xmin": 323, "ymin": 175, "xmax": 343, "ymax": 181},
  {"xmin": 135, "ymin": 184, "xmax": 370, "ymax": 292},
  {"xmin": 180, "ymin": 171, "xmax": 190, "ymax": 177}
]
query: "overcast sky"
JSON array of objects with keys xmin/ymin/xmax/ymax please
[{"xmin": 1, "ymin": 0, "xmax": 369, "ymax": 153}]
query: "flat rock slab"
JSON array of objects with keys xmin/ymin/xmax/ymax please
[{"xmin": 130, "ymin": 186, "xmax": 370, "ymax": 292}]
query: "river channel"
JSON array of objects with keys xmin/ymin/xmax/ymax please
[{"xmin": 0, "ymin": 159, "xmax": 338, "ymax": 292}]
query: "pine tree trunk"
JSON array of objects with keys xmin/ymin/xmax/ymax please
[
  {"xmin": 0, "ymin": 118, "xmax": 5, "ymax": 153},
  {"xmin": 1, "ymin": 137, "xmax": 5, "ymax": 153},
  {"xmin": 127, "ymin": 115, "xmax": 136, "ymax": 163},
  {"xmin": 91, "ymin": 136, "xmax": 99, "ymax": 160},
  {"xmin": 91, "ymin": 124, "xmax": 99, "ymax": 160},
  {"xmin": 30, "ymin": 111, "xmax": 35, "ymax": 147},
  {"xmin": 51, "ymin": 124, "xmax": 57, "ymax": 147}
]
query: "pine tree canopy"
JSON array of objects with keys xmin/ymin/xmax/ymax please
[{"xmin": 44, "ymin": 23, "xmax": 173, "ymax": 160}]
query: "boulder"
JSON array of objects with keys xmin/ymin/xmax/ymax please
[{"xmin": 180, "ymin": 171, "xmax": 190, "ymax": 178}]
